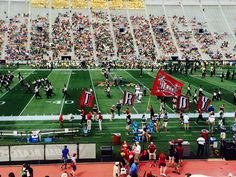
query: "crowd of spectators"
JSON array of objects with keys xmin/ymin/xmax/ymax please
[
  {"xmin": 51, "ymin": 12, "xmax": 73, "ymax": 59},
  {"xmin": 112, "ymin": 14, "xmax": 135, "ymax": 60},
  {"xmin": 5, "ymin": 14, "xmax": 29, "ymax": 61},
  {"xmin": 92, "ymin": 11, "xmax": 114, "ymax": 61},
  {"xmin": 0, "ymin": 19, "xmax": 5, "ymax": 58},
  {"xmin": 170, "ymin": 16, "xmax": 202, "ymax": 61},
  {"xmin": 131, "ymin": 15, "xmax": 156, "ymax": 61},
  {"xmin": 150, "ymin": 15, "xmax": 177, "ymax": 60},
  {"xmin": 190, "ymin": 18, "xmax": 223, "ymax": 60},
  {"xmin": 0, "ymin": 11, "xmax": 235, "ymax": 63},
  {"xmin": 30, "ymin": 15, "xmax": 50, "ymax": 60},
  {"xmin": 72, "ymin": 13, "xmax": 93, "ymax": 60}
]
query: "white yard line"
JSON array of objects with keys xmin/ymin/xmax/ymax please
[
  {"xmin": 89, "ymin": 70, "xmax": 100, "ymax": 111},
  {"xmin": 59, "ymin": 70, "xmax": 72, "ymax": 115},
  {"xmin": 0, "ymin": 70, "xmax": 34, "ymax": 99},
  {"xmin": 109, "ymin": 73, "xmax": 139, "ymax": 114},
  {"xmin": 19, "ymin": 70, "xmax": 54, "ymax": 116}
]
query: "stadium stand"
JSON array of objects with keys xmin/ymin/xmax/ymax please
[{"xmin": 0, "ymin": 0, "xmax": 235, "ymax": 63}]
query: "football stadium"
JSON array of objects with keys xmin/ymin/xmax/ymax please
[{"xmin": 0, "ymin": 0, "xmax": 236, "ymax": 176}]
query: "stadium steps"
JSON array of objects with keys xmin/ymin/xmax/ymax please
[
  {"xmin": 88, "ymin": 2, "xmax": 98, "ymax": 62},
  {"xmin": 203, "ymin": 5, "xmax": 236, "ymax": 58},
  {"xmin": 180, "ymin": 3, "xmax": 205, "ymax": 61},
  {"xmin": 182, "ymin": 5, "xmax": 212, "ymax": 60},
  {"xmin": 199, "ymin": 4, "xmax": 227, "ymax": 60},
  {"xmin": 143, "ymin": 2, "xmax": 160, "ymax": 62},
  {"xmin": 106, "ymin": 2, "xmax": 118, "ymax": 59},
  {"xmin": 162, "ymin": 3, "xmax": 182, "ymax": 60},
  {"xmin": 125, "ymin": 1, "xmax": 140, "ymax": 60}
]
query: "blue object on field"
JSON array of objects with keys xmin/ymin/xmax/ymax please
[
  {"xmin": 209, "ymin": 137, "xmax": 217, "ymax": 144},
  {"xmin": 44, "ymin": 137, "xmax": 53, "ymax": 143},
  {"xmin": 31, "ymin": 137, "xmax": 38, "ymax": 143},
  {"xmin": 134, "ymin": 135, "xmax": 142, "ymax": 142},
  {"xmin": 132, "ymin": 127, "xmax": 138, "ymax": 134},
  {"xmin": 132, "ymin": 122, "xmax": 138, "ymax": 128}
]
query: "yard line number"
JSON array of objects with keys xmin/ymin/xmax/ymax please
[{"xmin": 46, "ymin": 100, "xmax": 74, "ymax": 105}]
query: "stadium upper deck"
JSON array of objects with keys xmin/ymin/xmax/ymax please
[{"xmin": 0, "ymin": 0, "xmax": 236, "ymax": 63}]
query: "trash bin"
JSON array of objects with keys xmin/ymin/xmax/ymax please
[
  {"xmin": 201, "ymin": 129, "xmax": 209, "ymax": 140},
  {"xmin": 113, "ymin": 133, "xmax": 121, "ymax": 145}
]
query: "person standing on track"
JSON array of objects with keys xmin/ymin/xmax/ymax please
[
  {"xmin": 70, "ymin": 153, "xmax": 77, "ymax": 177},
  {"xmin": 196, "ymin": 135, "xmax": 206, "ymax": 156},
  {"xmin": 159, "ymin": 152, "xmax": 167, "ymax": 176},
  {"xmin": 61, "ymin": 145, "xmax": 70, "ymax": 170}
]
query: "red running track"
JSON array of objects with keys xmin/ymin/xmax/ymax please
[{"xmin": 0, "ymin": 160, "xmax": 235, "ymax": 177}]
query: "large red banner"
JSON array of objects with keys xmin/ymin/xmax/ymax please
[
  {"xmin": 151, "ymin": 70, "xmax": 184, "ymax": 97},
  {"xmin": 80, "ymin": 90, "xmax": 94, "ymax": 108}
]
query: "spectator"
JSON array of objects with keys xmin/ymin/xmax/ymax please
[
  {"xmin": 196, "ymin": 135, "xmax": 206, "ymax": 156},
  {"xmin": 148, "ymin": 142, "xmax": 157, "ymax": 167},
  {"xmin": 61, "ymin": 145, "xmax": 70, "ymax": 170},
  {"xmin": 159, "ymin": 152, "xmax": 167, "ymax": 176},
  {"xmin": 129, "ymin": 160, "xmax": 138, "ymax": 177},
  {"xmin": 168, "ymin": 145, "xmax": 175, "ymax": 167},
  {"xmin": 176, "ymin": 143, "xmax": 184, "ymax": 165}
]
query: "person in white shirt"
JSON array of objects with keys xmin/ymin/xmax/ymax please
[
  {"xmin": 208, "ymin": 113, "xmax": 215, "ymax": 133},
  {"xmin": 196, "ymin": 135, "xmax": 206, "ymax": 156},
  {"xmin": 133, "ymin": 142, "xmax": 141, "ymax": 161},
  {"xmin": 183, "ymin": 114, "xmax": 190, "ymax": 130},
  {"xmin": 113, "ymin": 162, "xmax": 120, "ymax": 177}
]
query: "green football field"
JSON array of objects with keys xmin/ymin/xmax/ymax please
[
  {"xmin": 0, "ymin": 68, "xmax": 235, "ymax": 116},
  {"xmin": 0, "ymin": 67, "xmax": 235, "ymax": 159}
]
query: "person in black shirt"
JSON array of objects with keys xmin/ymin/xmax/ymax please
[{"xmin": 173, "ymin": 150, "xmax": 180, "ymax": 175}]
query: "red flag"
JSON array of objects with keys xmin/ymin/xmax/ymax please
[
  {"xmin": 177, "ymin": 95, "xmax": 190, "ymax": 111},
  {"xmin": 151, "ymin": 70, "xmax": 184, "ymax": 97},
  {"xmin": 197, "ymin": 96, "xmax": 211, "ymax": 112},
  {"xmin": 123, "ymin": 90, "xmax": 135, "ymax": 106},
  {"xmin": 80, "ymin": 90, "xmax": 94, "ymax": 108}
]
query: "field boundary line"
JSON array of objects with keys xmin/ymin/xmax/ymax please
[
  {"xmin": 89, "ymin": 70, "xmax": 100, "ymax": 111},
  {"xmin": 0, "ymin": 112, "xmax": 235, "ymax": 121},
  {"xmin": 19, "ymin": 71, "xmax": 53, "ymax": 116},
  {"xmin": 59, "ymin": 70, "xmax": 72, "ymax": 115},
  {"xmin": 130, "ymin": 71, "xmax": 174, "ymax": 113},
  {"xmin": 109, "ymin": 73, "xmax": 139, "ymax": 114},
  {"xmin": 0, "ymin": 70, "xmax": 35, "ymax": 99}
]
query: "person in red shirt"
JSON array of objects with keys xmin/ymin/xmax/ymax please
[
  {"xmin": 159, "ymin": 152, "xmax": 167, "ymax": 176},
  {"xmin": 125, "ymin": 107, "xmax": 131, "ymax": 115},
  {"xmin": 87, "ymin": 112, "xmax": 92, "ymax": 131},
  {"xmin": 78, "ymin": 108, "xmax": 86, "ymax": 125},
  {"xmin": 176, "ymin": 143, "xmax": 184, "ymax": 165},
  {"xmin": 148, "ymin": 142, "xmax": 156, "ymax": 167},
  {"xmin": 59, "ymin": 114, "xmax": 63, "ymax": 128},
  {"xmin": 98, "ymin": 111, "xmax": 103, "ymax": 131},
  {"xmin": 121, "ymin": 140, "xmax": 130, "ymax": 151}
]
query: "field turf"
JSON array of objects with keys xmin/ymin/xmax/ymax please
[{"xmin": 0, "ymin": 67, "xmax": 235, "ymax": 159}]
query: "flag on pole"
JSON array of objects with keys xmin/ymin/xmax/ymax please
[
  {"xmin": 197, "ymin": 96, "xmax": 211, "ymax": 112},
  {"xmin": 123, "ymin": 90, "xmax": 135, "ymax": 106},
  {"xmin": 177, "ymin": 95, "xmax": 190, "ymax": 111},
  {"xmin": 80, "ymin": 89, "xmax": 94, "ymax": 108},
  {"xmin": 151, "ymin": 70, "xmax": 184, "ymax": 97}
]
